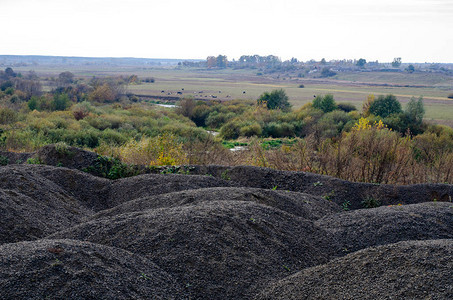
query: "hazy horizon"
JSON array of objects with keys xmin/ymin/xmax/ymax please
[{"xmin": 1, "ymin": 0, "xmax": 452, "ymax": 63}]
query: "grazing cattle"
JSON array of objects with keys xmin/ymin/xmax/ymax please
[
  {"xmin": 243, "ymin": 91, "xmax": 246, "ymax": 94},
  {"xmin": 177, "ymin": 92, "xmax": 182, "ymax": 95},
  {"xmin": 212, "ymin": 95, "xmax": 217, "ymax": 98},
  {"xmin": 167, "ymin": 92, "xmax": 172, "ymax": 95},
  {"xmin": 161, "ymin": 90, "xmax": 165, "ymax": 93},
  {"xmin": 182, "ymin": 88, "xmax": 184, "ymax": 90},
  {"xmin": 199, "ymin": 91, "xmax": 203, "ymax": 93}
]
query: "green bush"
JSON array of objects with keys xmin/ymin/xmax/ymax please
[
  {"xmin": 220, "ymin": 121, "xmax": 241, "ymax": 139},
  {"xmin": 0, "ymin": 155, "xmax": 9, "ymax": 166},
  {"xmin": 337, "ymin": 103, "xmax": 357, "ymax": 112},
  {"xmin": 263, "ymin": 122, "xmax": 295, "ymax": 138},
  {"xmin": 0, "ymin": 107, "xmax": 18, "ymax": 124},
  {"xmin": 312, "ymin": 94, "xmax": 337, "ymax": 113},
  {"xmin": 240, "ymin": 123, "xmax": 262, "ymax": 137},
  {"xmin": 257, "ymin": 89, "xmax": 291, "ymax": 111},
  {"xmin": 369, "ymin": 94, "xmax": 402, "ymax": 118}
]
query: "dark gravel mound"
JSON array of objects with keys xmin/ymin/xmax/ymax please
[
  {"xmin": 189, "ymin": 165, "xmax": 453, "ymax": 209},
  {"xmin": 30, "ymin": 165, "xmax": 110, "ymax": 211},
  {"xmin": 92, "ymin": 187, "xmax": 341, "ymax": 220},
  {"xmin": 0, "ymin": 166, "xmax": 95, "ymax": 244},
  {"xmin": 50, "ymin": 201, "xmax": 337, "ymax": 299},
  {"xmin": 106, "ymin": 173, "xmax": 234, "ymax": 209},
  {"xmin": 0, "ymin": 150, "xmax": 32, "ymax": 164},
  {"xmin": 36, "ymin": 144, "xmax": 99, "ymax": 170},
  {"xmin": 316, "ymin": 202, "xmax": 453, "ymax": 254},
  {"xmin": 0, "ymin": 239, "xmax": 186, "ymax": 300},
  {"xmin": 0, "ymin": 189, "xmax": 89, "ymax": 245},
  {"xmin": 256, "ymin": 239, "xmax": 453, "ymax": 300}
]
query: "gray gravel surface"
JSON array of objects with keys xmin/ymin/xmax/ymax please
[
  {"xmin": 0, "ymin": 239, "xmax": 187, "ymax": 299},
  {"xmin": 0, "ymin": 161, "xmax": 452, "ymax": 299},
  {"xmin": 256, "ymin": 239, "xmax": 453, "ymax": 300},
  {"xmin": 316, "ymin": 202, "xmax": 453, "ymax": 254},
  {"xmin": 91, "ymin": 187, "xmax": 341, "ymax": 220},
  {"xmin": 49, "ymin": 201, "xmax": 338, "ymax": 299}
]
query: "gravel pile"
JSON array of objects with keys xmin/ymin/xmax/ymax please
[
  {"xmin": 49, "ymin": 201, "xmax": 337, "ymax": 299},
  {"xmin": 0, "ymin": 239, "xmax": 186, "ymax": 299},
  {"xmin": 316, "ymin": 202, "xmax": 453, "ymax": 254},
  {"xmin": 0, "ymin": 161, "xmax": 452, "ymax": 299},
  {"xmin": 105, "ymin": 173, "xmax": 234, "ymax": 209},
  {"xmin": 256, "ymin": 239, "xmax": 453, "ymax": 300},
  {"xmin": 0, "ymin": 166, "xmax": 94, "ymax": 244},
  {"xmin": 92, "ymin": 187, "xmax": 341, "ymax": 220}
]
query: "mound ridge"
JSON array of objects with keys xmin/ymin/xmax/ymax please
[
  {"xmin": 92, "ymin": 187, "xmax": 341, "ymax": 220},
  {"xmin": 316, "ymin": 202, "xmax": 453, "ymax": 253},
  {"xmin": 188, "ymin": 165, "xmax": 453, "ymax": 209},
  {"xmin": 256, "ymin": 239, "xmax": 453, "ymax": 300},
  {"xmin": 0, "ymin": 164, "xmax": 235, "ymax": 245},
  {"xmin": 49, "ymin": 201, "xmax": 337, "ymax": 299},
  {"xmin": 106, "ymin": 173, "xmax": 234, "ymax": 209},
  {"xmin": 0, "ymin": 165, "xmax": 96, "ymax": 244},
  {"xmin": 0, "ymin": 239, "xmax": 186, "ymax": 299}
]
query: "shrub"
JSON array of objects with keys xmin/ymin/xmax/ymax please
[
  {"xmin": 84, "ymin": 155, "xmax": 138, "ymax": 179},
  {"xmin": 320, "ymin": 68, "xmax": 336, "ymax": 77},
  {"xmin": 0, "ymin": 107, "xmax": 18, "ymax": 124},
  {"xmin": 362, "ymin": 197, "xmax": 381, "ymax": 208},
  {"xmin": 119, "ymin": 133, "xmax": 187, "ymax": 166},
  {"xmin": 27, "ymin": 157, "xmax": 43, "ymax": 164},
  {"xmin": 205, "ymin": 111, "xmax": 236, "ymax": 129},
  {"xmin": 312, "ymin": 94, "xmax": 337, "ymax": 113},
  {"xmin": 240, "ymin": 123, "xmax": 262, "ymax": 137},
  {"xmin": 257, "ymin": 89, "xmax": 291, "ymax": 111},
  {"xmin": 368, "ymin": 94, "xmax": 402, "ymax": 118},
  {"xmin": 220, "ymin": 121, "xmax": 241, "ymax": 139},
  {"xmin": 0, "ymin": 155, "xmax": 8, "ymax": 166},
  {"xmin": 51, "ymin": 93, "xmax": 71, "ymax": 111},
  {"xmin": 337, "ymin": 103, "xmax": 357, "ymax": 113},
  {"xmin": 263, "ymin": 122, "xmax": 295, "ymax": 138}
]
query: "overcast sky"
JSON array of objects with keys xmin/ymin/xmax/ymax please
[{"xmin": 1, "ymin": 0, "xmax": 452, "ymax": 63}]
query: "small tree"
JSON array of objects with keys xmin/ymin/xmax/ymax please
[
  {"xmin": 392, "ymin": 57, "xmax": 402, "ymax": 68},
  {"xmin": 356, "ymin": 58, "xmax": 366, "ymax": 67},
  {"xmin": 362, "ymin": 94, "xmax": 375, "ymax": 117},
  {"xmin": 177, "ymin": 97, "xmax": 196, "ymax": 118},
  {"xmin": 257, "ymin": 89, "xmax": 291, "ymax": 111},
  {"xmin": 312, "ymin": 94, "xmax": 337, "ymax": 113},
  {"xmin": 320, "ymin": 67, "xmax": 336, "ymax": 77},
  {"xmin": 369, "ymin": 94, "xmax": 402, "ymax": 118},
  {"xmin": 58, "ymin": 71, "xmax": 75, "ymax": 87},
  {"xmin": 406, "ymin": 64, "xmax": 415, "ymax": 73},
  {"xmin": 405, "ymin": 96, "xmax": 425, "ymax": 124}
]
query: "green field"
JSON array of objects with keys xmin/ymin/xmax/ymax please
[{"xmin": 13, "ymin": 65, "xmax": 453, "ymax": 124}]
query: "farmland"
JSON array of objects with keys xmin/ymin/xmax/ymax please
[{"xmin": 12, "ymin": 64, "xmax": 453, "ymax": 125}]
